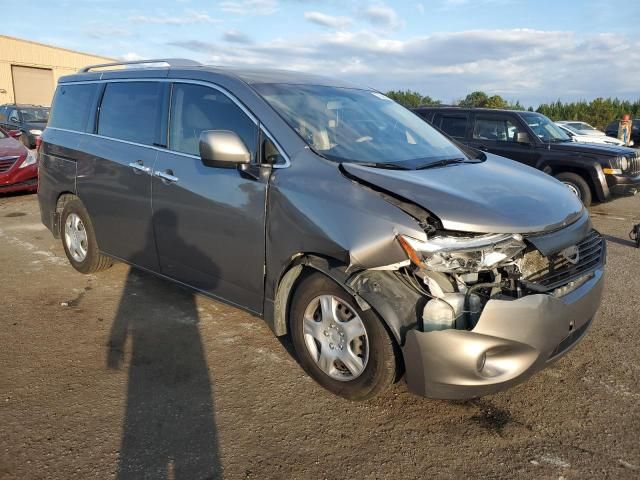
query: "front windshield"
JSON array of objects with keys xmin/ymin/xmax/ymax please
[
  {"xmin": 20, "ymin": 107, "xmax": 49, "ymax": 122},
  {"xmin": 522, "ymin": 113, "xmax": 570, "ymax": 142},
  {"xmin": 568, "ymin": 122, "xmax": 598, "ymax": 133},
  {"xmin": 559, "ymin": 123, "xmax": 581, "ymax": 135},
  {"xmin": 254, "ymin": 84, "xmax": 468, "ymax": 168}
]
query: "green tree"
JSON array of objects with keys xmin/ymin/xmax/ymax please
[
  {"xmin": 385, "ymin": 89, "xmax": 441, "ymax": 108},
  {"xmin": 459, "ymin": 91, "xmax": 489, "ymax": 107}
]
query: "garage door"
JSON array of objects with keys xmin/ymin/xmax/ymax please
[{"xmin": 11, "ymin": 65, "xmax": 54, "ymax": 106}]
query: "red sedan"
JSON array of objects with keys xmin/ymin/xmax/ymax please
[{"xmin": 0, "ymin": 127, "xmax": 37, "ymax": 194}]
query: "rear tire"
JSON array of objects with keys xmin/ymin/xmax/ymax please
[
  {"xmin": 290, "ymin": 272, "xmax": 399, "ymax": 401},
  {"xmin": 60, "ymin": 198, "xmax": 112, "ymax": 274},
  {"xmin": 555, "ymin": 172, "xmax": 592, "ymax": 207}
]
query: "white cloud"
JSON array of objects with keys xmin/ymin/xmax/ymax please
[
  {"xmin": 220, "ymin": 0, "xmax": 278, "ymax": 15},
  {"xmin": 128, "ymin": 10, "xmax": 217, "ymax": 25},
  {"xmin": 416, "ymin": 3, "xmax": 425, "ymax": 14},
  {"xmin": 167, "ymin": 28, "xmax": 640, "ymax": 105},
  {"xmin": 121, "ymin": 52, "xmax": 143, "ymax": 61},
  {"xmin": 360, "ymin": 4, "xmax": 402, "ymax": 30},
  {"xmin": 304, "ymin": 11, "xmax": 352, "ymax": 30}
]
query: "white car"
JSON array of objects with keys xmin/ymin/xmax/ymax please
[
  {"xmin": 556, "ymin": 120, "xmax": 606, "ymax": 136},
  {"xmin": 555, "ymin": 122, "xmax": 629, "ymax": 147}
]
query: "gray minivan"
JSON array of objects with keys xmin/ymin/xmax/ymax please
[{"xmin": 38, "ymin": 59, "xmax": 605, "ymax": 400}]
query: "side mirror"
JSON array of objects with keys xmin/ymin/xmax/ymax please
[
  {"xmin": 8, "ymin": 129, "xmax": 22, "ymax": 139},
  {"xmin": 199, "ymin": 130, "xmax": 251, "ymax": 168},
  {"xmin": 516, "ymin": 132, "xmax": 531, "ymax": 144},
  {"xmin": 9, "ymin": 116, "xmax": 19, "ymax": 123}
]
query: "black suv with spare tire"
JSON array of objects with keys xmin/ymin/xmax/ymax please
[{"xmin": 414, "ymin": 107, "xmax": 640, "ymax": 206}]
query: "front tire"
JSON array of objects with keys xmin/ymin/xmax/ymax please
[
  {"xmin": 60, "ymin": 198, "xmax": 112, "ymax": 274},
  {"xmin": 290, "ymin": 272, "xmax": 399, "ymax": 401},
  {"xmin": 555, "ymin": 172, "xmax": 592, "ymax": 207}
]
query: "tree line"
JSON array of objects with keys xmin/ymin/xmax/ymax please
[{"xmin": 385, "ymin": 89, "xmax": 639, "ymax": 129}]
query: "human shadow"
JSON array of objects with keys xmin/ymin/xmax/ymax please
[{"xmin": 107, "ymin": 210, "xmax": 223, "ymax": 479}]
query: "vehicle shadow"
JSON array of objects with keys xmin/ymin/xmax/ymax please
[{"xmin": 106, "ymin": 211, "xmax": 223, "ymax": 479}]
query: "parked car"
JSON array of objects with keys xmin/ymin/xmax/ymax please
[
  {"xmin": 0, "ymin": 126, "xmax": 38, "ymax": 193},
  {"xmin": 0, "ymin": 103, "xmax": 50, "ymax": 149},
  {"xmin": 605, "ymin": 118, "xmax": 640, "ymax": 147},
  {"xmin": 555, "ymin": 122, "xmax": 627, "ymax": 147},
  {"xmin": 414, "ymin": 106, "xmax": 640, "ymax": 206},
  {"xmin": 39, "ymin": 59, "xmax": 605, "ymax": 400},
  {"xmin": 556, "ymin": 121, "xmax": 606, "ymax": 136}
]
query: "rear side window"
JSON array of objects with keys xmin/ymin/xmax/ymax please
[
  {"xmin": 436, "ymin": 114, "xmax": 468, "ymax": 139},
  {"xmin": 168, "ymin": 83, "xmax": 257, "ymax": 158},
  {"xmin": 49, "ymin": 84, "xmax": 99, "ymax": 132},
  {"xmin": 98, "ymin": 82, "xmax": 164, "ymax": 145}
]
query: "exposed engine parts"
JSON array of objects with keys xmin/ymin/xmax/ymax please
[{"xmin": 390, "ymin": 228, "xmax": 606, "ymax": 334}]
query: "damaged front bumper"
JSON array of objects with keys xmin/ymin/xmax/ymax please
[{"xmin": 402, "ymin": 266, "xmax": 604, "ymax": 399}]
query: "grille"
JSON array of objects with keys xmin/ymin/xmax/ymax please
[
  {"xmin": 0, "ymin": 156, "xmax": 19, "ymax": 173},
  {"xmin": 522, "ymin": 230, "xmax": 604, "ymax": 291}
]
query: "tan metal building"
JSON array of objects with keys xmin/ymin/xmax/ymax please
[{"xmin": 0, "ymin": 35, "xmax": 115, "ymax": 107}]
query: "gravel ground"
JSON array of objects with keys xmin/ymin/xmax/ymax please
[{"xmin": 1, "ymin": 191, "xmax": 639, "ymax": 480}]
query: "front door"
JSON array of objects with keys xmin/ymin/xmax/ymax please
[
  {"xmin": 468, "ymin": 113, "xmax": 539, "ymax": 167},
  {"xmin": 152, "ymin": 82, "xmax": 268, "ymax": 313},
  {"xmin": 77, "ymin": 81, "xmax": 168, "ymax": 271}
]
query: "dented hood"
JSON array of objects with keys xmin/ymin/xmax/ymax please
[{"xmin": 342, "ymin": 154, "xmax": 584, "ymax": 234}]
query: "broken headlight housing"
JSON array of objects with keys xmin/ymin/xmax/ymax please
[{"xmin": 398, "ymin": 233, "xmax": 526, "ymax": 273}]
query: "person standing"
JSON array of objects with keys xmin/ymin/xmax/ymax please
[{"xmin": 618, "ymin": 114, "xmax": 633, "ymax": 146}]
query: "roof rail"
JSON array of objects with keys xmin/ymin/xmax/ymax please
[{"xmin": 79, "ymin": 58, "xmax": 201, "ymax": 73}]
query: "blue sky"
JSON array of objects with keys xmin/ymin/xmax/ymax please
[{"xmin": 4, "ymin": 0, "xmax": 639, "ymax": 106}]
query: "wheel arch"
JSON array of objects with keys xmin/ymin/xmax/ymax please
[
  {"xmin": 542, "ymin": 160, "xmax": 609, "ymax": 202},
  {"xmin": 50, "ymin": 191, "xmax": 78, "ymax": 238},
  {"xmin": 268, "ymin": 253, "xmax": 422, "ymax": 348}
]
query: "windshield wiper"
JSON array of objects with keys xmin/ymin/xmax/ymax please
[
  {"xmin": 356, "ymin": 162, "xmax": 413, "ymax": 170},
  {"xmin": 415, "ymin": 158, "xmax": 479, "ymax": 170}
]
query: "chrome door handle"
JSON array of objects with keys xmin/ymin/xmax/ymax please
[
  {"xmin": 128, "ymin": 161, "xmax": 151, "ymax": 174},
  {"xmin": 154, "ymin": 170, "xmax": 179, "ymax": 183}
]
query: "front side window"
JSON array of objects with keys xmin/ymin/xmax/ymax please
[
  {"xmin": 521, "ymin": 113, "xmax": 570, "ymax": 142},
  {"xmin": 98, "ymin": 82, "xmax": 163, "ymax": 145},
  {"xmin": 169, "ymin": 83, "xmax": 257, "ymax": 159},
  {"xmin": 254, "ymin": 84, "xmax": 468, "ymax": 169},
  {"xmin": 473, "ymin": 116, "xmax": 520, "ymax": 142},
  {"xmin": 49, "ymin": 83, "xmax": 99, "ymax": 132}
]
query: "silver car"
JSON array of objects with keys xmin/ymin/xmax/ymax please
[{"xmin": 38, "ymin": 59, "xmax": 605, "ymax": 400}]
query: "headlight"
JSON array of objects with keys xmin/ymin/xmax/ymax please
[
  {"xmin": 28, "ymin": 129, "xmax": 42, "ymax": 136},
  {"xmin": 608, "ymin": 156, "xmax": 629, "ymax": 173},
  {"xmin": 398, "ymin": 233, "xmax": 526, "ymax": 273},
  {"xmin": 18, "ymin": 151, "xmax": 37, "ymax": 169},
  {"xmin": 619, "ymin": 156, "xmax": 629, "ymax": 171}
]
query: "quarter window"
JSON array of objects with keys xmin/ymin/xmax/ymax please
[
  {"xmin": 98, "ymin": 82, "xmax": 163, "ymax": 145},
  {"xmin": 473, "ymin": 116, "xmax": 520, "ymax": 142},
  {"xmin": 169, "ymin": 83, "xmax": 257, "ymax": 159},
  {"xmin": 49, "ymin": 84, "xmax": 99, "ymax": 132}
]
